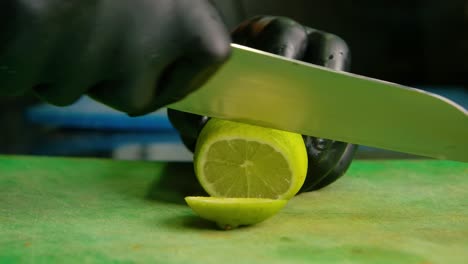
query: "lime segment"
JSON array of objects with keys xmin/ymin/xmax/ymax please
[{"xmin": 185, "ymin": 196, "xmax": 288, "ymax": 230}]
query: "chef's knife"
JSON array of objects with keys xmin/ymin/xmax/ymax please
[{"xmin": 168, "ymin": 44, "xmax": 468, "ymax": 162}]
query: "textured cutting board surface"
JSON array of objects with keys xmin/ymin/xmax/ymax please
[{"xmin": 1, "ymin": 155, "xmax": 467, "ymax": 263}]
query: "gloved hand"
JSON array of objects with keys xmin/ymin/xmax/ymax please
[
  {"xmin": 168, "ymin": 16, "xmax": 358, "ymax": 191},
  {"xmin": 0, "ymin": 0, "xmax": 230, "ymax": 116}
]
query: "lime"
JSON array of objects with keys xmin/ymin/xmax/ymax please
[
  {"xmin": 194, "ymin": 118, "xmax": 308, "ymax": 200},
  {"xmin": 185, "ymin": 196, "xmax": 288, "ymax": 230}
]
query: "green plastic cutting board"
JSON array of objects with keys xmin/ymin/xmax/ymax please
[{"xmin": 1, "ymin": 155, "xmax": 467, "ymax": 263}]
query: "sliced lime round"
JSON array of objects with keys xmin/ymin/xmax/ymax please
[{"xmin": 185, "ymin": 196, "xmax": 288, "ymax": 230}]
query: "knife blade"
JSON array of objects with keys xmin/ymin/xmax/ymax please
[{"xmin": 168, "ymin": 44, "xmax": 468, "ymax": 162}]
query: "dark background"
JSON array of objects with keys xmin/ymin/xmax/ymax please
[
  {"xmin": 213, "ymin": 0, "xmax": 468, "ymax": 87},
  {"xmin": 1, "ymin": 0, "xmax": 467, "ymax": 157}
]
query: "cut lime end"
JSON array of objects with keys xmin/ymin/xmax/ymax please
[
  {"xmin": 194, "ymin": 118, "xmax": 307, "ymax": 200},
  {"xmin": 185, "ymin": 196, "xmax": 288, "ymax": 230}
]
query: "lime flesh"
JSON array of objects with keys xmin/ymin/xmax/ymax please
[
  {"xmin": 185, "ymin": 196, "xmax": 288, "ymax": 230},
  {"xmin": 194, "ymin": 118, "xmax": 308, "ymax": 200}
]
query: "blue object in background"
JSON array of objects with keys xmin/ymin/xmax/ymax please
[
  {"xmin": 417, "ymin": 86, "xmax": 468, "ymax": 110},
  {"xmin": 25, "ymin": 96, "xmax": 182, "ymax": 159},
  {"xmin": 25, "ymin": 96, "xmax": 177, "ymax": 132}
]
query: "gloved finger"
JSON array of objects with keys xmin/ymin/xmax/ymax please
[
  {"xmin": 307, "ymin": 143, "xmax": 357, "ymax": 191},
  {"xmin": 89, "ymin": 0, "xmax": 230, "ymax": 116},
  {"xmin": 303, "ymin": 28, "xmax": 351, "ymax": 71},
  {"xmin": 167, "ymin": 108, "xmax": 210, "ymax": 140},
  {"xmin": 33, "ymin": 4, "xmax": 118, "ymax": 105},
  {"xmin": 87, "ymin": 70, "xmax": 160, "ymax": 116},
  {"xmin": 87, "ymin": 34, "xmax": 181, "ymax": 115},
  {"xmin": 87, "ymin": 0, "xmax": 181, "ymax": 115},
  {"xmin": 299, "ymin": 138, "xmax": 352, "ymax": 192},
  {"xmin": 147, "ymin": 0, "xmax": 231, "ymax": 110},
  {"xmin": 0, "ymin": 4, "xmax": 55, "ymax": 96},
  {"xmin": 231, "ymin": 16, "xmax": 308, "ymax": 59}
]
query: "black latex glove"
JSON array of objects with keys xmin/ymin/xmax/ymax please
[
  {"xmin": 0, "ymin": 0, "xmax": 230, "ymax": 116},
  {"xmin": 168, "ymin": 16, "xmax": 358, "ymax": 191}
]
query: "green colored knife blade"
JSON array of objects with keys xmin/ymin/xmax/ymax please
[{"xmin": 169, "ymin": 44, "xmax": 468, "ymax": 162}]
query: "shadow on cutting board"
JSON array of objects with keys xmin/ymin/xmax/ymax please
[
  {"xmin": 160, "ymin": 214, "xmax": 219, "ymax": 230},
  {"xmin": 144, "ymin": 162, "xmax": 223, "ymax": 230},
  {"xmin": 145, "ymin": 162, "xmax": 207, "ymax": 205}
]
